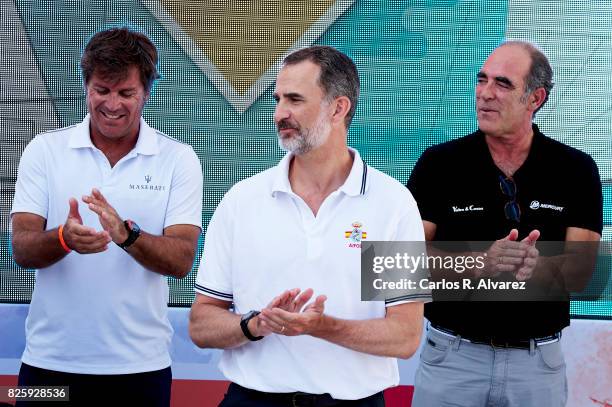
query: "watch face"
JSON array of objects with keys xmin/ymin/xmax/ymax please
[
  {"xmin": 126, "ymin": 220, "xmax": 140, "ymax": 234},
  {"xmin": 119, "ymin": 220, "xmax": 141, "ymax": 249},
  {"xmin": 242, "ymin": 310, "xmax": 257, "ymax": 321}
]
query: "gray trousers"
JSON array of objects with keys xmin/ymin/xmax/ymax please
[{"xmin": 412, "ymin": 326, "xmax": 567, "ymax": 407}]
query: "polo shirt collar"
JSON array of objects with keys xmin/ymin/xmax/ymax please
[
  {"xmin": 68, "ymin": 114, "xmax": 159, "ymax": 155},
  {"xmin": 270, "ymin": 152, "xmax": 294, "ymax": 195},
  {"xmin": 271, "ymin": 147, "xmax": 369, "ymax": 197},
  {"xmin": 67, "ymin": 116, "xmax": 95, "ymax": 149},
  {"xmin": 339, "ymin": 148, "xmax": 369, "ymax": 196},
  {"xmin": 132, "ymin": 118, "xmax": 160, "ymax": 155},
  {"xmin": 475, "ymin": 123, "xmax": 543, "ymax": 176},
  {"xmin": 514, "ymin": 123, "xmax": 543, "ymax": 176}
]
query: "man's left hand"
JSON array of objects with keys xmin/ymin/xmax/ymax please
[
  {"xmin": 82, "ymin": 188, "xmax": 128, "ymax": 244},
  {"xmin": 515, "ymin": 229, "xmax": 540, "ymax": 281},
  {"xmin": 259, "ymin": 288, "xmax": 327, "ymax": 336}
]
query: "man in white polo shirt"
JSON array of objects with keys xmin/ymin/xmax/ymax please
[
  {"xmin": 11, "ymin": 27, "xmax": 202, "ymax": 406},
  {"xmin": 189, "ymin": 46, "xmax": 428, "ymax": 406}
]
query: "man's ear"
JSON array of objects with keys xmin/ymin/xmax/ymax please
[
  {"xmin": 530, "ymin": 87, "xmax": 547, "ymax": 111},
  {"xmin": 331, "ymin": 96, "xmax": 351, "ymax": 125}
]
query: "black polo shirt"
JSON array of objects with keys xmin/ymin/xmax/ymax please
[{"xmin": 407, "ymin": 125, "xmax": 603, "ymax": 339}]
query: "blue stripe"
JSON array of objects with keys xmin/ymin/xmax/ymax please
[
  {"xmin": 360, "ymin": 159, "xmax": 367, "ymax": 195},
  {"xmin": 385, "ymin": 294, "xmax": 431, "ymax": 304},
  {"xmin": 194, "ymin": 283, "xmax": 233, "ymax": 299}
]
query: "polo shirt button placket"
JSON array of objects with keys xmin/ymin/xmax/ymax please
[
  {"xmin": 296, "ymin": 199, "xmax": 317, "ymax": 260},
  {"xmin": 94, "ymin": 149, "xmax": 112, "ymax": 183}
]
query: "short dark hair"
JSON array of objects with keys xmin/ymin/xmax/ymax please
[
  {"xmin": 283, "ymin": 46, "xmax": 359, "ymax": 128},
  {"xmin": 503, "ymin": 41, "xmax": 554, "ymax": 114},
  {"xmin": 81, "ymin": 27, "xmax": 160, "ymax": 92}
]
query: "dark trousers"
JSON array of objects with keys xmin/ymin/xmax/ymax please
[
  {"xmin": 15, "ymin": 363, "xmax": 171, "ymax": 407},
  {"xmin": 219, "ymin": 383, "xmax": 385, "ymax": 407}
]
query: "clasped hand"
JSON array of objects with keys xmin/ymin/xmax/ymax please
[
  {"xmin": 61, "ymin": 188, "xmax": 127, "ymax": 253},
  {"xmin": 482, "ymin": 228, "xmax": 540, "ymax": 281},
  {"xmin": 251, "ymin": 288, "xmax": 327, "ymax": 338}
]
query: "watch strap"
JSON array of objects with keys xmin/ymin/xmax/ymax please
[
  {"xmin": 240, "ymin": 310, "xmax": 263, "ymax": 341},
  {"xmin": 118, "ymin": 220, "xmax": 140, "ymax": 249}
]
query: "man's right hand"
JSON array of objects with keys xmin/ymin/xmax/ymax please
[
  {"xmin": 62, "ymin": 198, "xmax": 111, "ymax": 254},
  {"xmin": 249, "ymin": 288, "xmax": 314, "ymax": 338},
  {"xmin": 481, "ymin": 229, "xmax": 528, "ymax": 278}
]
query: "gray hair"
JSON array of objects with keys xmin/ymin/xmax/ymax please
[
  {"xmin": 502, "ymin": 40, "xmax": 554, "ymax": 114},
  {"xmin": 283, "ymin": 46, "xmax": 359, "ymax": 128}
]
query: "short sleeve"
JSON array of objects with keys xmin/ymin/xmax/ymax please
[
  {"xmin": 164, "ymin": 147, "xmax": 203, "ymax": 230},
  {"xmin": 406, "ymin": 148, "xmax": 442, "ymax": 225},
  {"xmin": 11, "ymin": 136, "xmax": 49, "ymax": 219},
  {"xmin": 385, "ymin": 189, "xmax": 432, "ymax": 307},
  {"xmin": 566, "ymin": 154, "xmax": 603, "ymax": 234},
  {"xmin": 194, "ymin": 189, "xmax": 235, "ymax": 301}
]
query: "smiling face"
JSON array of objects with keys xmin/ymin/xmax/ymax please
[
  {"xmin": 86, "ymin": 65, "xmax": 148, "ymax": 144},
  {"xmin": 475, "ymin": 44, "xmax": 536, "ymax": 137},
  {"xmin": 273, "ymin": 60, "xmax": 333, "ymax": 155}
]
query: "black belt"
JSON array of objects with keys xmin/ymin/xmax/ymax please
[
  {"xmin": 431, "ymin": 324, "xmax": 561, "ymax": 349},
  {"xmin": 229, "ymin": 383, "xmax": 365, "ymax": 407}
]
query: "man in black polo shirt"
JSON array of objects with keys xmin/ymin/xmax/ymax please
[{"xmin": 408, "ymin": 41, "xmax": 602, "ymax": 406}]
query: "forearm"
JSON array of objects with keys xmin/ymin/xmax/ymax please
[
  {"xmin": 311, "ymin": 313, "xmax": 422, "ymax": 359},
  {"xmin": 535, "ymin": 253, "xmax": 596, "ymax": 292},
  {"xmin": 124, "ymin": 231, "xmax": 196, "ymax": 278},
  {"xmin": 529, "ymin": 255, "xmax": 562, "ymax": 283},
  {"xmin": 12, "ymin": 228, "xmax": 67, "ymax": 269},
  {"xmin": 189, "ymin": 303, "xmax": 249, "ymax": 349}
]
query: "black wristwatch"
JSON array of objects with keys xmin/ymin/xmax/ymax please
[
  {"xmin": 117, "ymin": 220, "xmax": 141, "ymax": 250},
  {"xmin": 240, "ymin": 310, "xmax": 264, "ymax": 341}
]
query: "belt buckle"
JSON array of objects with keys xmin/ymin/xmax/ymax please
[{"xmin": 292, "ymin": 392, "xmax": 313, "ymax": 407}]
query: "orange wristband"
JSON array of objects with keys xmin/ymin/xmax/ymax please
[{"xmin": 58, "ymin": 224, "xmax": 72, "ymax": 253}]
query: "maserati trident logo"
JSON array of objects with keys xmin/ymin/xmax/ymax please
[{"xmin": 130, "ymin": 175, "xmax": 166, "ymax": 192}]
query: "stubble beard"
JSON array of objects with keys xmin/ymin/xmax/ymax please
[{"xmin": 278, "ymin": 109, "xmax": 331, "ymax": 155}]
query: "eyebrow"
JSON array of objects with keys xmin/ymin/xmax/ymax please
[
  {"xmin": 477, "ymin": 72, "xmax": 515, "ymax": 88},
  {"xmin": 273, "ymin": 92, "xmax": 305, "ymax": 101},
  {"xmin": 92, "ymin": 84, "xmax": 139, "ymax": 93}
]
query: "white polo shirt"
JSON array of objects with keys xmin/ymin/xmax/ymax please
[
  {"xmin": 195, "ymin": 148, "xmax": 427, "ymax": 400},
  {"xmin": 11, "ymin": 115, "xmax": 203, "ymax": 374}
]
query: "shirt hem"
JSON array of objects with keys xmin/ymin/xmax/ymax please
[
  {"xmin": 386, "ymin": 294, "xmax": 432, "ymax": 306},
  {"xmin": 21, "ymin": 354, "xmax": 171, "ymax": 375},
  {"xmin": 163, "ymin": 218, "xmax": 202, "ymax": 230},
  {"xmin": 195, "ymin": 283, "xmax": 233, "ymax": 301},
  {"xmin": 10, "ymin": 206, "xmax": 47, "ymax": 219},
  {"xmin": 228, "ymin": 376, "xmax": 399, "ymax": 401}
]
